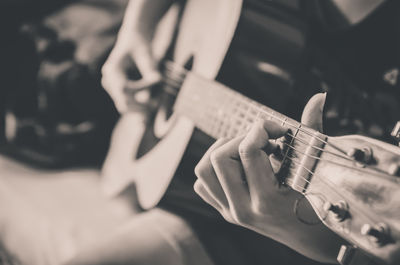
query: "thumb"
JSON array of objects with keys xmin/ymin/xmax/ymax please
[
  {"xmin": 126, "ymin": 45, "xmax": 162, "ymax": 91},
  {"xmin": 132, "ymin": 45, "xmax": 161, "ymax": 80},
  {"xmin": 301, "ymin": 93, "xmax": 327, "ymax": 132}
]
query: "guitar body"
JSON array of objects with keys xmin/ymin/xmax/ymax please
[
  {"xmin": 101, "ymin": 0, "xmax": 242, "ymax": 209},
  {"xmin": 101, "ymin": 113, "xmax": 194, "ymax": 211}
]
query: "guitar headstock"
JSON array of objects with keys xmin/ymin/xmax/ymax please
[{"xmin": 306, "ymin": 135, "xmax": 400, "ymax": 265}]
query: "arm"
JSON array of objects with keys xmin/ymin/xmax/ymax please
[
  {"xmin": 194, "ymin": 93, "xmax": 346, "ymax": 264},
  {"xmin": 101, "ymin": 0, "xmax": 177, "ymax": 113}
]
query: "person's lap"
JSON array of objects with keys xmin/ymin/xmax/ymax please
[
  {"xmin": 0, "ymin": 155, "xmax": 214, "ymax": 265},
  {"xmin": 67, "ymin": 208, "xmax": 215, "ymax": 265}
]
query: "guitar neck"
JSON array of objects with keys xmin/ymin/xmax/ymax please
[
  {"xmin": 173, "ymin": 71, "xmax": 327, "ymax": 192},
  {"xmin": 173, "ymin": 73, "xmax": 297, "ymax": 138}
]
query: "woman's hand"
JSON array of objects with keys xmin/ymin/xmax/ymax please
[
  {"xmin": 194, "ymin": 93, "xmax": 345, "ymax": 263},
  {"xmin": 101, "ymin": 0, "xmax": 175, "ymax": 113},
  {"xmin": 194, "ymin": 119, "xmax": 293, "ymax": 229}
]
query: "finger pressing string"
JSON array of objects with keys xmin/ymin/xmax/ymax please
[
  {"xmin": 238, "ymin": 121, "xmax": 285, "ymax": 204},
  {"xmin": 195, "ymin": 138, "xmax": 231, "ymax": 208},
  {"xmin": 194, "ymin": 180, "xmax": 224, "ymax": 212},
  {"xmin": 210, "ymin": 137, "xmax": 251, "ymax": 210}
]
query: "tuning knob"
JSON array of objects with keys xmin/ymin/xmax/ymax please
[
  {"xmin": 337, "ymin": 245, "xmax": 378, "ymax": 265},
  {"xmin": 391, "ymin": 121, "xmax": 400, "ymax": 146},
  {"xmin": 347, "ymin": 147, "xmax": 373, "ymax": 165},
  {"xmin": 361, "ymin": 223, "xmax": 389, "ymax": 246},
  {"xmin": 323, "ymin": 201, "xmax": 348, "ymax": 222},
  {"xmin": 388, "ymin": 163, "xmax": 400, "ymax": 176}
]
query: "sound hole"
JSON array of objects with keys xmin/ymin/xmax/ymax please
[
  {"xmin": 153, "ymin": 56, "xmax": 194, "ymax": 138},
  {"xmin": 136, "ymin": 57, "xmax": 194, "ymax": 158}
]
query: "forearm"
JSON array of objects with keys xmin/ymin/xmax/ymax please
[{"xmin": 122, "ymin": 0, "xmax": 176, "ymax": 41}]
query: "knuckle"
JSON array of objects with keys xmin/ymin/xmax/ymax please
[
  {"xmin": 193, "ymin": 180, "xmax": 202, "ymax": 194},
  {"xmin": 232, "ymin": 208, "xmax": 251, "ymax": 224},
  {"xmin": 253, "ymin": 119, "xmax": 265, "ymax": 130},
  {"xmin": 221, "ymin": 210, "xmax": 234, "ymax": 224},
  {"xmin": 216, "ymin": 137, "xmax": 229, "ymax": 144},
  {"xmin": 238, "ymin": 140, "xmax": 256, "ymax": 160},
  {"xmin": 251, "ymin": 199, "xmax": 268, "ymax": 215},
  {"xmin": 251, "ymin": 120, "xmax": 267, "ymax": 135},
  {"xmin": 101, "ymin": 63, "xmax": 111, "ymax": 75},
  {"xmin": 100, "ymin": 78, "xmax": 107, "ymax": 89},
  {"xmin": 209, "ymin": 149, "xmax": 223, "ymax": 165},
  {"xmin": 101, "ymin": 77, "xmax": 110, "ymax": 89},
  {"xmin": 194, "ymin": 163, "xmax": 208, "ymax": 179}
]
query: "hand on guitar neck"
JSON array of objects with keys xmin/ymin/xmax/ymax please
[{"xmin": 194, "ymin": 93, "xmax": 347, "ymax": 264}]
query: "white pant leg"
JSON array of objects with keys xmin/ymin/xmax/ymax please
[{"xmin": 66, "ymin": 208, "xmax": 215, "ymax": 265}]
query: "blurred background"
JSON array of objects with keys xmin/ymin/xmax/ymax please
[
  {"xmin": 0, "ymin": 0, "xmax": 130, "ymax": 168},
  {"xmin": 1, "ymin": 0, "xmax": 400, "ymax": 169}
]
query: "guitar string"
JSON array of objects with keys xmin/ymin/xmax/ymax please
[
  {"xmin": 285, "ymin": 132, "xmax": 392, "ymax": 176},
  {"xmin": 234, "ymin": 134, "xmax": 383, "ymax": 226},
  {"xmin": 163, "ymin": 61, "xmax": 351, "ymax": 159},
  {"xmin": 163, "ymin": 63, "xmax": 394, "ymax": 178},
  {"xmin": 163, "ymin": 69, "xmax": 385, "ymax": 227},
  {"xmin": 278, "ymin": 145, "xmax": 383, "ymax": 225},
  {"xmin": 162, "ymin": 67, "xmax": 384, "ymax": 225},
  {"xmin": 163, "ymin": 68, "xmax": 322, "ymax": 190},
  {"xmin": 277, "ymin": 155, "xmax": 382, "ymax": 228},
  {"xmin": 162, "ymin": 73, "xmax": 338, "ymax": 217},
  {"xmin": 280, "ymin": 139, "xmax": 394, "ymax": 179},
  {"xmin": 176, "ymin": 86, "xmax": 392, "ymax": 179},
  {"xmin": 285, "ymin": 133, "xmax": 352, "ymax": 161},
  {"xmin": 170, "ymin": 76, "xmax": 361, "ymax": 168},
  {"xmin": 283, "ymin": 147, "xmax": 383, "ymax": 226}
]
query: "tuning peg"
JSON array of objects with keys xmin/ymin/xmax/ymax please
[
  {"xmin": 323, "ymin": 201, "xmax": 348, "ymax": 222},
  {"xmin": 337, "ymin": 245, "xmax": 356, "ymax": 265},
  {"xmin": 388, "ymin": 163, "xmax": 400, "ymax": 176},
  {"xmin": 361, "ymin": 223, "xmax": 389, "ymax": 246},
  {"xmin": 391, "ymin": 121, "xmax": 400, "ymax": 145},
  {"xmin": 337, "ymin": 245, "xmax": 377, "ymax": 265},
  {"xmin": 347, "ymin": 147, "xmax": 373, "ymax": 165}
]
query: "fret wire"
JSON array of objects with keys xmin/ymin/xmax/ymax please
[
  {"xmin": 212, "ymin": 88, "xmax": 222, "ymax": 138},
  {"xmin": 281, "ymin": 117, "xmax": 288, "ymax": 127},
  {"xmin": 224, "ymin": 97, "xmax": 233, "ymax": 137},
  {"xmin": 177, "ymin": 83, "xmax": 321, "ymax": 186},
  {"xmin": 172, "ymin": 68, "xmax": 368, "ymax": 192},
  {"xmin": 228, "ymin": 95, "xmax": 237, "ymax": 136},
  {"xmin": 280, "ymin": 124, "xmax": 300, "ymax": 163},
  {"xmin": 169, "ymin": 62, "xmax": 328, "ymax": 151},
  {"xmin": 219, "ymin": 89, "xmax": 230, "ymax": 137},
  {"xmin": 237, "ymin": 94, "xmax": 250, "ymax": 134},
  {"xmin": 214, "ymin": 91, "xmax": 225, "ymax": 137},
  {"xmin": 243, "ymin": 101, "xmax": 253, "ymax": 129},
  {"xmin": 175, "ymin": 71, "xmax": 315, "ymax": 149},
  {"xmin": 281, "ymin": 124, "xmax": 302, "ymax": 184}
]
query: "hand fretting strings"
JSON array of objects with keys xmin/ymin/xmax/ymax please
[
  {"xmin": 165, "ymin": 61, "xmax": 347, "ymax": 157},
  {"xmin": 162, "ymin": 62, "xmax": 395, "ymax": 227},
  {"xmin": 163, "ymin": 61, "xmax": 394, "ymax": 186}
]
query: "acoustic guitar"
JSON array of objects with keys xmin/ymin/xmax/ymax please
[{"xmin": 101, "ymin": 1, "xmax": 400, "ymax": 264}]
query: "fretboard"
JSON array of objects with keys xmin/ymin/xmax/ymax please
[
  {"xmin": 173, "ymin": 72, "xmax": 326, "ymax": 192},
  {"xmin": 174, "ymin": 72, "xmax": 310, "ymax": 141}
]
